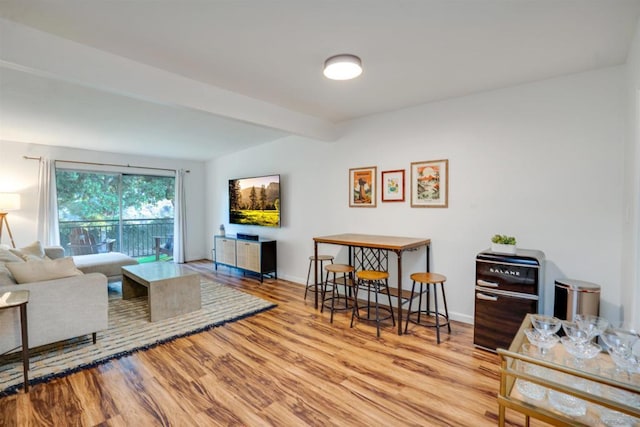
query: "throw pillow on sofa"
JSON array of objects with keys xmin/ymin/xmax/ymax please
[
  {"xmin": 0, "ymin": 248, "xmax": 24, "ymax": 285},
  {"xmin": 9, "ymin": 241, "xmax": 48, "ymax": 261},
  {"xmin": 6, "ymin": 257, "xmax": 83, "ymax": 284}
]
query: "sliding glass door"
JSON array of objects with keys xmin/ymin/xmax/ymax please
[
  {"xmin": 120, "ymin": 174, "xmax": 175, "ymax": 258},
  {"xmin": 56, "ymin": 170, "xmax": 175, "ymax": 259}
]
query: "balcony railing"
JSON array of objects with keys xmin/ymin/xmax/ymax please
[{"xmin": 59, "ymin": 218, "xmax": 174, "ymax": 258}]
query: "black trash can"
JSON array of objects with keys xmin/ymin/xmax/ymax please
[{"xmin": 553, "ymin": 279, "xmax": 601, "ymax": 321}]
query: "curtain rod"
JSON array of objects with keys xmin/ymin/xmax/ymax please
[{"xmin": 23, "ymin": 156, "xmax": 190, "ymax": 173}]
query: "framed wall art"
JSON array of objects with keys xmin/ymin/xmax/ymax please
[
  {"xmin": 349, "ymin": 166, "xmax": 377, "ymax": 207},
  {"xmin": 410, "ymin": 159, "xmax": 449, "ymax": 208},
  {"xmin": 381, "ymin": 169, "xmax": 405, "ymax": 202}
]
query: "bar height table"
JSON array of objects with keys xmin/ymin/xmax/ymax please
[
  {"xmin": 313, "ymin": 233, "xmax": 431, "ymax": 335},
  {"xmin": 0, "ymin": 290, "xmax": 30, "ymax": 392}
]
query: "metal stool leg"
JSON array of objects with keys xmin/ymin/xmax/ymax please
[
  {"xmin": 404, "ymin": 280, "xmax": 417, "ymax": 333},
  {"xmin": 339, "ymin": 272, "xmax": 350, "ymax": 309},
  {"xmin": 433, "ymin": 283, "xmax": 441, "ymax": 344},
  {"xmin": 366, "ymin": 281, "xmax": 372, "ymax": 319},
  {"xmin": 384, "ymin": 279, "xmax": 395, "ymax": 326},
  {"xmin": 425, "ymin": 283, "xmax": 431, "ymax": 322},
  {"xmin": 374, "ymin": 281, "xmax": 381, "ymax": 338},
  {"xmin": 304, "ymin": 258, "xmax": 313, "ymax": 299},
  {"xmin": 320, "ymin": 269, "xmax": 329, "ymax": 313},
  {"xmin": 350, "ymin": 280, "xmax": 360, "ymax": 328},
  {"xmin": 306, "ymin": 259, "xmax": 326, "ymax": 300},
  {"xmin": 416, "ymin": 282, "xmax": 424, "ymax": 324},
  {"xmin": 330, "ymin": 271, "xmax": 337, "ymax": 323},
  {"xmin": 441, "ymin": 282, "xmax": 451, "ymax": 333}
]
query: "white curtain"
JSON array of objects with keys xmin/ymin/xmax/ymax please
[
  {"xmin": 173, "ymin": 169, "xmax": 187, "ymax": 263},
  {"xmin": 36, "ymin": 158, "xmax": 60, "ymax": 245}
]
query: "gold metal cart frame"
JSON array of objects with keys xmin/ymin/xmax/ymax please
[{"xmin": 498, "ymin": 314, "xmax": 640, "ymax": 426}]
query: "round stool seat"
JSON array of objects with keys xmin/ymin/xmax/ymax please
[
  {"xmin": 410, "ymin": 272, "xmax": 446, "ymax": 284},
  {"xmin": 309, "ymin": 255, "xmax": 335, "ymax": 262},
  {"xmin": 326, "ymin": 264, "xmax": 355, "ymax": 274},
  {"xmin": 356, "ymin": 270, "xmax": 389, "ymax": 281}
]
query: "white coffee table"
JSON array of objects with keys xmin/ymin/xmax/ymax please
[{"xmin": 121, "ymin": 262, "xmax": 201, "ymax": 322}]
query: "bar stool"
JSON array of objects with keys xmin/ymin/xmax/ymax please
[
  {"xmin": 321, "ymin": 264, "xmax": 355, "ymax": 322},
  {"xmin": 351, "ymin": 270, "xmax": 395, "ymax": 337},
  {"xmin": 304, "ymin": 255, "xmax": 334, "ymax": 300},
  {"xmin": 404, "ymin": 272, "xmax": 451, "ymax": 344}
]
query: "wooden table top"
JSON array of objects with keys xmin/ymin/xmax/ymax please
[{"xmin": 313, "ymin": 233, "xmax": 430, "ymax": 251}]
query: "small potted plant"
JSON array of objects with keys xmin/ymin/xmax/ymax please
[{"xmin": 491, "ymin": 234, "xmax": 517, "ymax": 254}]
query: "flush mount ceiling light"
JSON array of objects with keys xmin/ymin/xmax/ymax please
[{"xmin": 323, "ymin": 54, "xmax": 363, "ymax": 80}]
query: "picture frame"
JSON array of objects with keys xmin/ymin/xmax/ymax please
[
  {"xmin": 349, "ymin": 166, "xmax": 377, "ymax": 207},
  {"xmin": 381, "ymin": 169, "xmax": 405, "ymax": 202},
  {"xmin": 410, "ymin": 159, "xmax": 449, "ymax": 208}
]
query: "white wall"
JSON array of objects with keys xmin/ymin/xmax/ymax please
[
  {"xmin": 623, "ymin": 18, "xmax": 640, "ymax": 330},
  {"xmin": 0, "ymin": 140, "xmax": 207, "ymax": 262},
  {"xmin": 208, "ymin": 66, "xmax": 626, "ymax": 325}
]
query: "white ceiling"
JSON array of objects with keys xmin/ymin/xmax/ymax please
[{"xmin": 1, "ymin": 0, "xmax": 639, "ymax": 160}]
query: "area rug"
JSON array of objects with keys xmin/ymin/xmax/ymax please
[{"xmin": 0, "ymin": 281, "xmax": 276, "ymax": 397}]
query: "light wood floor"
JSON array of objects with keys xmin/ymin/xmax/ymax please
[{"xmin": 0, "ymin": 260, "xmax": 536, "ymax": 426}]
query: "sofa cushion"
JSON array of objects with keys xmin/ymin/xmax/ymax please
[
  {"xmin": 0, "ymin": 264, "xmax": 16, "ymax": 286},
  {"xmin": 0, "ymin": 249, "xmax": 23, "ymax": 264},
  {"xmin": 73, "ymin": 252, "xmax": 138, "ymax": 277},
  {"xmin": 5, "ymin": 257, "xmax": 83, "ymax": 284},
  {"xmin": 0, "ymin": 249, "xmax": 23, "ymax": 285},
  {"xmin": 44, "ymin": 246, "xmax": 66, "ymax": 260},
  {"xmin": 10, "ymin": 241, "xmax": 47, "ymax": 260}
]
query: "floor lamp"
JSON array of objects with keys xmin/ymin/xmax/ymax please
[{"xmin": 0, "ymin": 193, "xmax": 20, "ymax": 248}]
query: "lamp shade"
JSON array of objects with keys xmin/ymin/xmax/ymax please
[
  {"xmin": 0, "ymin": 193, "xmax": 20, "ymax": 212},
  {"xmin": 323, "ymin": 54, "xmax": 363, "ymax": 80}
]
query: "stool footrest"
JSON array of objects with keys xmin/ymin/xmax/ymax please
[
  {"xmin": 322, "ymin": 296, "xmax": 352, "ymax": 311},
  {"xmin": 353, "ymin": 305, "xmax": 394, "ymax": 322},
  {"xmin": 406, "ymin": 310, "xmax": 450, "ymax": 328}
]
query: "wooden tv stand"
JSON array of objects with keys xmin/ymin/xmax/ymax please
[{"xmin": 213, "ymin": 235, "xmax": 277, "ymax": 283}]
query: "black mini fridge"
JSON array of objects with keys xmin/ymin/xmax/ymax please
[{"xmin": 473, "ymin": 249, "xmax": 545, "ymax": 352}]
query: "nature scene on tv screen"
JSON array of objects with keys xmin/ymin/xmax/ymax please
[{"xmin": 229, "ymin": 175, "xmax": 280, "ymax": 227}]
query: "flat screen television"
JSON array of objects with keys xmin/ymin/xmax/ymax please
[{"xmin": 229, "ymin": 174, "xmax": 280, "ymax": 227}]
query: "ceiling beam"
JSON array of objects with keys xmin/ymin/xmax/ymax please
[{"xmin": 0, "ymin": 18, "xmax": 337, "ymax": 142}]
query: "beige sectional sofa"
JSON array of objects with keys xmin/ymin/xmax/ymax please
[{"xmin": 0, "ymin": 243, "xmax": 137, "ymax": 355}]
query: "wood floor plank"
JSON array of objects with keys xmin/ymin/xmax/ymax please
[
  {"xmin": 0, "ymin": 260, "xmax": 547, "ymax": 426},
  {"xmin": 195, "ymin": 372, "xmax": 280, "ymax": 427},
  {"xmin": 0, "ymin": 395, "xmax": 17, "ymax": 427},
  {"xmin": 67, "ymin": 369, "xmax": 118, "ymax": 426}
]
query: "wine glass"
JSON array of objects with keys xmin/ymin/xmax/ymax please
[
  {"xmin": 600, "ymin": 327, "xmax": 640, "ymax": 380},
  {"xmin": 574, "ymin": 314, "xmax": 609, "ymax": 341},
  {"xmin": 524, "ymin": 327, "xmax": 560, "ymax": 356},
  {"xmin": 562, "ymin": 320, "xmax": 590, "ymax": 346},
  {"xmin": 561, "ymin": 336, "xmax": 601, "ymax": 369},
  {"xmin": 530, "ymin": 315, "xmax": 562, "ymax": 336}
]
